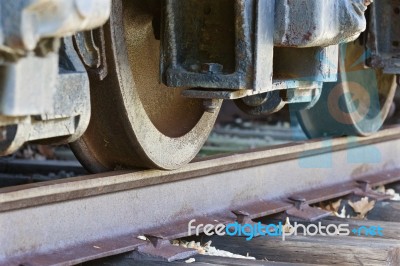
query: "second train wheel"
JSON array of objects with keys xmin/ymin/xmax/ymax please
[
  {"xmin": 70, "ymin": 0, "xmax": 221, "ymax": 172},
  {"xmin": 297, "ymin": 41, "xmax": 397, "ymax": 138}
]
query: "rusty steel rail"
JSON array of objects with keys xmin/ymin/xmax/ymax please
[{"xmin": 1, "ymin": 127, "xmax": 400, "ymax": 265}]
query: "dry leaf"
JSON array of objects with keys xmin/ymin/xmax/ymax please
[
  {"xmin": 174, "ymin": 239, "xmax": 255, "ymax": 260},
  {"xmin": 204, "ymin": 246, "xmax": 255, "ymax": 260},
  {"xmin": 282, "ymin": 217, "xmax": 292, "ymax": 233},
  {"xmin": 373, "ymin": 185, "xmax": 386, "ymax": 194},
  {"xmin": 348, "ymin": 197, "xmax": 375, "ymax": 219},
  {"xmin": 334, "ymin": 206, "xmax": 346, "ymax": 218},
  {"xmin": 386, "ymin": 189, "xmax": 400, "ymax": 201},
  {"xmin": 202, "ymin": 240, "xmax": 212, "ymax": 248},
  {"xmin": 185, "ymin": 258, "xmax": 195, "ymax": 263},
  {"xmin": 187, "ymin": 241, "xmax": 195, "ymax": 249},
  {"xmin": 352, "ymin": 214, "xmax": 366, "ymax": 220},
  {"xmin": 137, "ymin": 235, "xmax": 147, "ymax": 241},
  {"xmin": 330, "ymin": 199, "xmax": 342, "ymax": 212},
  {"xmin": 386, "ymin": 188, "xmax": 396, "ymax": 196},
  {"xmin": 392, "ymin": 194, "xmax": 400, "ymax": 201},
  {"xmin": 320, "ymin": 199, "xmax": 342, "ymax": 213}
]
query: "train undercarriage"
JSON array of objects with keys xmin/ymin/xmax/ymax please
[{"xmin": 0, "ymin": 0, "xmax": 399, "ymax": 172}]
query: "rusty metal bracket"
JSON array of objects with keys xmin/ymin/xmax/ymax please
[
  {"xmin": 229, "ymin": 210, "xmax": 268, "ymax": 238},
  {"xmin": 161, "ymin": 0, "xmax": 274, "ymax": 95},
  {"xmin": 232, "ymin": 210, "xmax": 253, "ymax": 225},
  {"xmin": 367, "ymin": 0, "xmax": 400, "ymax": 73},
  {"xmin": 285, "ymin": 196, "xmax": 331, "ymax": 222},
  {"xmin": 161, "ymin": 0, "xmax": 368, "ymax": 101},
  {"xmin": 73, "ymin": 28, "xmax": 108, "ymax": 80},
  {"xmin": 353, "ymin": 180, "xmax": 392, "ymax": 201},
  {"xmin": 129, "ymin": 234, "xmax": 197, "ymax": 262}
]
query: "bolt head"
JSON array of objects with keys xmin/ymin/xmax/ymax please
[
  {"xmin": 232, "ymin": 210, "xmax": 250, "ymax": 216},
  {"xmin": 203, "ymin": 99, "xmax": 219, "ymax": 113},
  {"xmin": 201, "ymin": 63, "xmax": 223, "ymax": 74},
  {"xmin": 288, "ymin": 195, "xmax": 306, "ymax": 202}
]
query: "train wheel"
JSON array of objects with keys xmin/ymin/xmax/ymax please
[
  {"xmin": 70, "ymin": 0, "xmax": 221, "ymax": 172},
  {"xmin": 297, "ymin": 41, "xmax": 397, "ymax": 138}
]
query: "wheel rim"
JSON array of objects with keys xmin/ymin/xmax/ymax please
[
  {"xmin": 297, "ymin": 41, "xmax": 397, "ymax": 138},
  {"xmin": 71, "ymin": 0, "xmax": 221, "ymax": 172}
]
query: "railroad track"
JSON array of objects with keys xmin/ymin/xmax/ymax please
[
  {"xmin": 1, "ymin": 127, "xmax": 400, "ymax": 265},
  {"xmin": 86, "ymin": 199, "xmax": 400, "ymax": 265}
]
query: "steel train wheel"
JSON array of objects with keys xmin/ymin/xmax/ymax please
[
  {"xmin": 70, "ymin": 0, "xmax": 221, "ymax": 172},
  {"xmin": 297, "ymin": 41, "xmax": 397, "ymax": 138}
]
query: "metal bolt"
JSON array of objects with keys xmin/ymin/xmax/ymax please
[
  {"xmin": 203, "ymin": 99, "xmax": 220, "ymax": 113},
  {"xmin": 356, "ymin": 180, "xmax": 371, "ymax": 192},
  {"xmin": 289, "ymin": 195, "xmax": 306, "ymax": 202},
  {"xmin": 289, "ymin": 195, "xmax": 306, "ymax": 209},
  {"xmin": 144, "ymin": 234, "xmax": 168, "ymax": 249},
  {"xmin": 232, "ymin": 210, "xmax": 251, "ymax": 224},
  {"xmin": 201, "ymin": 63, "xmax": 223, "ymax": 74}
]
